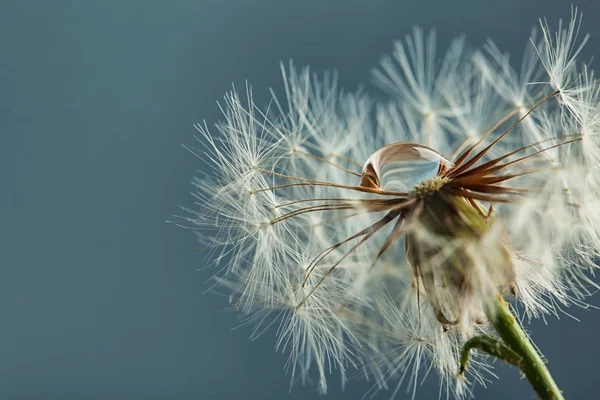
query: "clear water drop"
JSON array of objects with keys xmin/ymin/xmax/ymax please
[{"xmin": 360, "ymin": 142, "xmax": 453, "ymax": 192}]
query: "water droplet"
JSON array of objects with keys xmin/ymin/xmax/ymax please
[{"xmin": 360, "ymin": 143, "xmax": 453, "ymax": 192}]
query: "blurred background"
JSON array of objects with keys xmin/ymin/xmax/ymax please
[{"xmin": 2, "ymin": 1, "xmax": 599, "ymax": 399}]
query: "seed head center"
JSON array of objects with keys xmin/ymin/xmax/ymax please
[{"xmin": 410, "ymin": 176, "xmax": 450, "ymax": 198}]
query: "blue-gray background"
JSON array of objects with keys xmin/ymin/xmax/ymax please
[{"xmin": 2, "ymin": 1, "xmax": 599, "ymax": 399}]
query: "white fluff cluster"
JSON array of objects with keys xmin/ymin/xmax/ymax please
[{"xmin": 181, "ymin": 10, "xmax": 599, "ymax": 399}]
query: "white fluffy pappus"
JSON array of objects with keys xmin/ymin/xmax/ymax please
[{"xmin": 178, "ymin": 10, "xmax": 600, "ymax": 400}]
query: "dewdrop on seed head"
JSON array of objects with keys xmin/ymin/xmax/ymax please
[
  {"xmin": 359, "ymin": 143, "xmax": 454, "ymax": 191},
  {"xmin": 183, "ymin": 10, "xmax": 600, "ymax": 400}
]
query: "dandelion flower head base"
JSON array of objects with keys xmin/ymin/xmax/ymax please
[{"xmin": 353, "ymin": 139, "xmax": 524, "ymax": 326}]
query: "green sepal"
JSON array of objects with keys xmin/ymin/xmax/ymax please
[{"xmin": 459, "ymin": 334, "xmax": 523, "ymax": 375}]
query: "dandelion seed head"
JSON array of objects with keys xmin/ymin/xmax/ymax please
[{"xmin": 183, "ymin": 10, "xmax": 600, "ymax": 400}]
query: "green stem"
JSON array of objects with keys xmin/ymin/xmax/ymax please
[{"xmin": 485, "ymin": 295, "xmax": 564, "ymax": 400}]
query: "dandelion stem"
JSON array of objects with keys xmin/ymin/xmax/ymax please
[{"xmin": 485, "ymin": 295, "xmax": 564, "ymax": 400}]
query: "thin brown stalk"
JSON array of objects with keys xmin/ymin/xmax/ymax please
[{"xmin": 449, "ymin": 90, "xmax": 560, "ymax": 177}]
